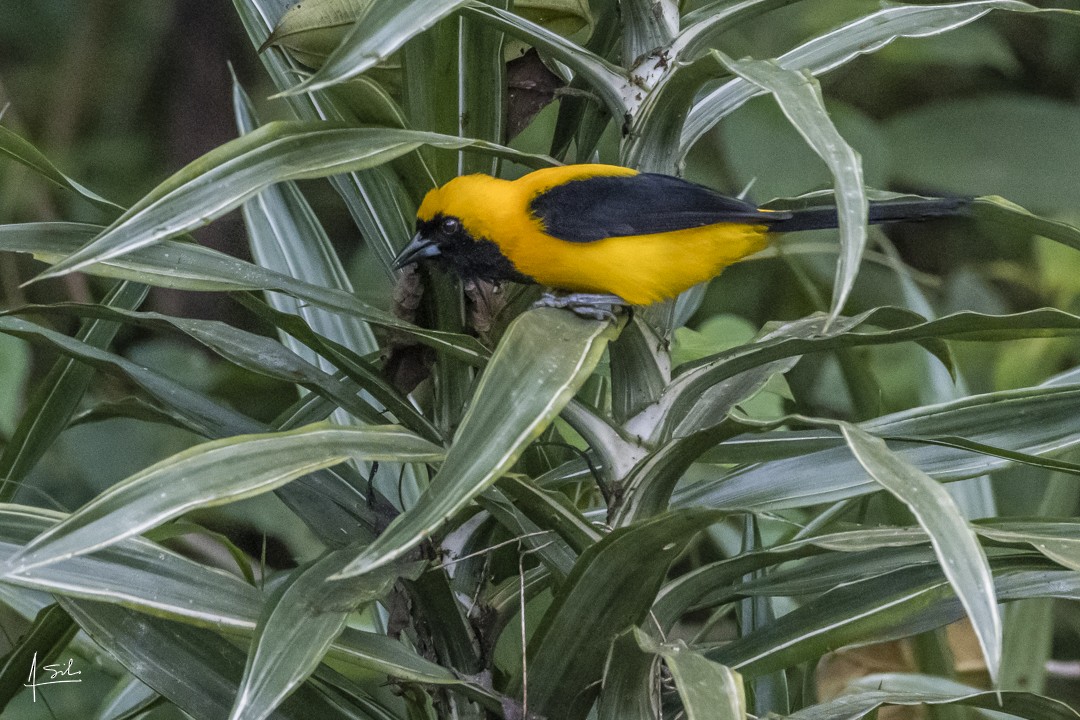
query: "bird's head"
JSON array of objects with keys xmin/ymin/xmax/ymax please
[{"xmin": 392, "ymin": 175, "xmax": 531, "ymax": 283}]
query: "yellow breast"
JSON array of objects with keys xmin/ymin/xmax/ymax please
[{"xmin": 505, "ymin": 222, "xmax": 770, "ymax": 305}]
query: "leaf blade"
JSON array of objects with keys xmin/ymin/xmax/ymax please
[
  {"xmin": 335, "ymin": 308, "xmax": 619, "ymax": 578},
  {"xmin": 840, "ymin": 423, "xmax": 1001, "ymax": 685},
  {"xmin": 4, "ymin": 424, "xmax": 444, "ymax": 573}
]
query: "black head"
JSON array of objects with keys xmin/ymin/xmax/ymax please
[{"xmin": 392, "ymin": 213, "xmax": 531, "ymax": 284}]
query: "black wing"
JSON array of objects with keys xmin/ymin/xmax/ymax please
[{"xmin": 529, "ymin": 173, "xmax": 785, "ymax": 243}]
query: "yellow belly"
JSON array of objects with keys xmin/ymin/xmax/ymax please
[{"xmin": 508, "ymin": 223, "xmax": 771, "ymax": 306}]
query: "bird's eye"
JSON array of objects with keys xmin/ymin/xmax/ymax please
[{"xmin": 440, "ymin": 217, "xmax": 462, "ymax": 236}]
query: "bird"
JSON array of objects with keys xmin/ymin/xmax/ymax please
[{"xmin": 392, "ymin": 164, "xmax": 968, "ymax": 317}]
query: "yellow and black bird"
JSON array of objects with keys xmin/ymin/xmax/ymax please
[{"xmin": 393, "ymin": 164, "xmax": 966, "ymax": 315}]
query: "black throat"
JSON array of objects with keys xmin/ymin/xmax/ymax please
[{"xmin": 417, "ymin": 215, "xmax": 534, "ymax": 284}]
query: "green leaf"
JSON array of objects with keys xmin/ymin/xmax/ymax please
[
  {"xmin": 653, "ymin": 526, "xmax": 929, "ymax": 628},
  {"xmin": 237, "ymin": 0, "xmax": 426, "ymax": 273},
  {"xmin": 33, "ymin": 122, "xmax": 554, "ymax": 281},
  {"xmin": 259, "ymin": 0, "xmax": 377, "ymax": 63},
  {"xmin": 0, "ymin": 123, "xmax": 121, "ymax": 209},
  {"xmin": 334, "ymin": 308, "xmax": 619, "ymax": 578},
  {"xmin": 478, "ymin": 488, "xmax": 579, "ymax": 578},
  {"xmin": 0, "ymin": 222, "xmax": 489, "ymax": 362},
  {"xmin": 230, "ymin": 550, "xmax": 422, "ymax": 720},
  {"xmin": 459, "ymin": 1, "xmax": 508, "ymax": 177},
  {"xmin": 496, "ymin": 475, "xmax": 601, "ymax": 554},
  {"xmin": 612, "ymin": 425, "xmax": 738, "ymax": 525},
  {"xmin": 520, "ymin": 508, "xmax": 723, "ymax": 720},
  {"xmin": 233, "ymin": 293, "xmax": 441, "ymax": 442},
  {"xmin": 0, "ymin": 314, "xmax": 259, "ymax": 438},
  {"xmin": 463, "ymin": 4, "xmax": 631, "ymax": 118},
  {"xmin": 680, "ymin": 0, "xmax": 1066, "ymax": 156},
  {"xmin": 634, "ymin": 628, "xmax": 745, "ymax": 720},
  {"xmin": 550, "ymin": 0, "xmax": 620, "ymax": 160},
  {"xmin": 329, "ymin": 627, "xmax": 504, "ymax": 709},
  {"xmin": 0, "ymin": 317, "xmax": 383, "ymax": 549},
  {"xmin": 654, "ymin": 303, "xmax": 1080, "ymax": 443},
  {"xmin": 4, "ymin": 423, "xmax": 444, "ymax": 573},
  {"xmin": 714, "ymin": 53, "xmax": 865, "ymax": 322},
  {"xmin": 839, "ymin": 423, "xmax": 1001, "ymax": 685},
  {"xmin": 644, "ymin": 310, "xmax": 902, "ymax": 442},
  {"xmin": 971, "ymin": 194, "xmax": 1080, "ymax": 253},
  {"xmin": 8, "ymin": 302, "xmax": 391, "ymax": 427},
  {"xmin": 146, "ymin": 520, "xmax": 259, "ymax": 586},
  {"xmin": 0, "ymin": 334, "xmax": 31, "ymax": 445},
  {"xmin": 976, "ymin": 520, "xmax": 1080, "ymax": 572},
  {"xmin": 676, "ymin": 382, "xmax": 1080, "ymax": 510},
  {"xmin": 1002, "ymin": 599, "xmax": 1054, "ymax": 693},
  {"xmin": 793, "ymin": 672, "xmax": 1080, "ymax": 720},
  {"xmin": 597, "ymin": 629, "xmax": 658, "ymax": 720},
  {"xmin": 233, "ymin": 79, "xmax": 379, "ymax": 361},
  {"xmin": 624, "ymin": 49, "xmax": 727, "ymax": 174},
  {"xmin": 1, "ymin": 222, "xmax": 260, "ymax": 291},
  {"xmin": 0, "ymin": 605, "xmax": 77, "ymax": 713},
  {"xmin": 405, "ymin": 569, "xmax": 484, "ymax": 676},
  {"xmin": 0, "ymin": 505, "xmax": 261, "ymax": 628},
  {"xmin": 516, "ymin": 0, "xmax": 594, "ymax": 37},
  {"xmin": 707, "ymin": 555, "xmax": 1080, "ymax": 678},
  {"xmin": 654, "ymin": 518, "xmax": 1080, "ymax": 631},
  {"xmin": 705, "ymin": 562, "xmax": 947, "ymax": 675},
  {"xmin": 675, "ymin": 0, "xmax": 801, "ymax": 60},
  {"xmin": 0, "ymin": 281, "xmax": 147, "ymax": 500},
  {"xmin": 609, "ymin": 315, "xmax": 670, "ymax": 423},
  {"xmin": 279, "ymin": 0, "xmax": 471, "ymax": 96},
  {"xmin": 61, "ymin": 599, "xmax": 362, "ymax": 720}
]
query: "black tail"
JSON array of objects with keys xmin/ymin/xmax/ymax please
[{"xmin": 767, "ymin": 196, "xmax": 970, "ymax": 233}]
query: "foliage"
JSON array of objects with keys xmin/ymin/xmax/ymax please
[{"xmin": 2, "ymin": 0, "xmax": 1080, "ymax": 718}]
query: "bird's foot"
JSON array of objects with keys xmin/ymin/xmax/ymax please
[{"xmin": 533, "ymin": 291, "xmax": 629, "ymax": 321}]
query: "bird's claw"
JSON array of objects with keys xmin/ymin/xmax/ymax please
[{"xmin": 533, "ymin": 291, "xmax": 628, "ymax": 321}]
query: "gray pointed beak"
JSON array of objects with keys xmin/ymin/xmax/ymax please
[{"xmin": 393, "ymin": 233, "xmax": 442, "ymax": 270}]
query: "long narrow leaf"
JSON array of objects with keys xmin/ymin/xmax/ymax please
[
  {"xmin": 60, "ymin": 600, "xmax": 362, "ymax": 720},
  {"xmin": 4, "ymin": 424, "xmax": 444, "ymax": 573},
  {"xmin": 280, "ymin": 0, "xmax": 471, "ymax": 96},
  {"xmin": 635, "ymin": 629, "xmax": 745, "ymax": 720},
  {"xmin": 233, "ymin": 79, "xmax": 378, "ymax": 360},
  {"xmin": 521, "ymin": 508, "xmax": 724, "ymax": 720},
  {"xmin": 237, "ymin": 0, "xmax": 427, "ymax": 272},
  {"xmin": 656, "ymin": 306, "xmax": 1080, "ymax": 442},
  {"xmin": 463, "ymin": 4, "xmax": 631, "ymax": 118},
  {"xmin": 840, "ymin": 424, "xmax": 1001, "ymax": 685},
  {"xmin": 0, "ymin": 505, "xmax": 261, "ymax": 628},
  {"xmin": 0, "ymin": 315, "xmax": 260, "ymax": 438},
  {"xmin": 0, "ymin": 222, "xmax": 489, "ymax": 361},
  {"xmin": 0, "ymin": 124, "xmax": 120, "ymax": 209},
  {"xmin": 6, "ymin": 303, "xmax": 390, "ymax": 427},
  {"xmin": 680, "ymin": 0, "xmax": 1066, "ymax": 154},
  {"xmin": 329, "ymin": 627, "xmax": 505, "ymax": 709},
  {"xmin": 334, "ymin": 308, "xmax": 619, "ymax": 578},
  {"xmin": 715, "ymin": 53, "xmax": 865, "ymax": 322},
  {"xmin": 230, "ymin": 550, "xmax": 421, "ymax": 720},
  {"xmin": 676, "ymin": 383, "xmax": 1080, "ymax": 510},
  {"xmin": 709, "ymin": 559, "xmax": 1073, "ymax": 676},
  {"xmin": 792, "ymin": 673, "xmax": 1080, "ymax": 720},
  {"xmin": 34, "ymin": 122, "xmax": 554, "ymax": 281},
  {"xmin": 0, "ymin": 281, "xmax": 147, "ymax": 501}
]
